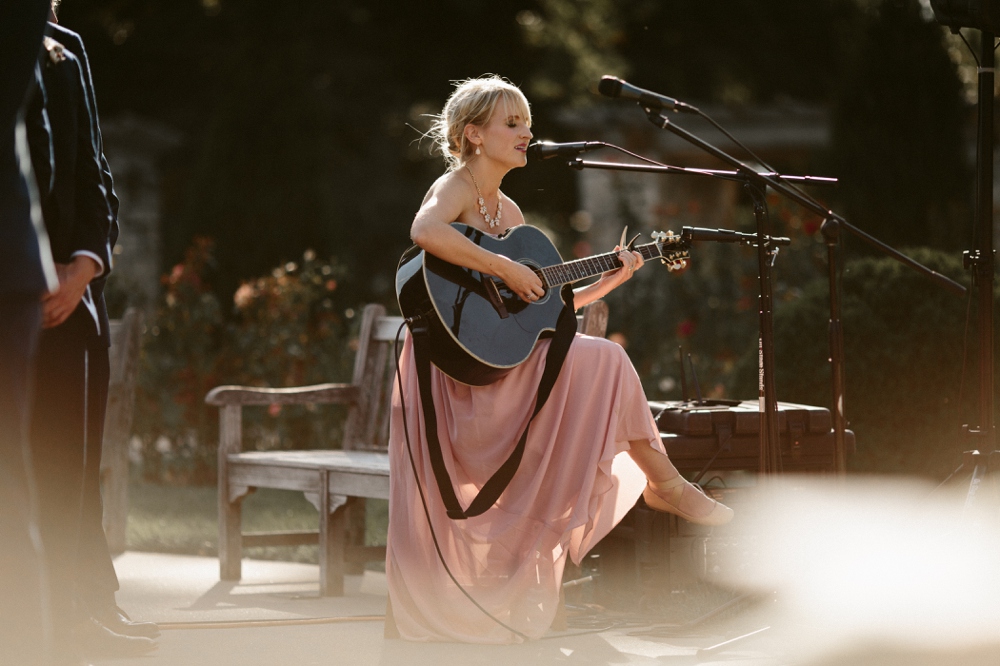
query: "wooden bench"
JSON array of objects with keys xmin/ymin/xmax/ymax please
[{"xmin": 206, "ymin": 300, "xmax": 609, "ymax": 595}]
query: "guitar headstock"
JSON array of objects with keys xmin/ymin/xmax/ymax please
[{"xmin": 651, "ymin": 230, "xmax": 690, "ymax": 273}]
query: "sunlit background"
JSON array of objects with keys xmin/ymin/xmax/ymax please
[{"xmin": 46, "ymin": 2, "xmax": 1000, "ymax": 661}]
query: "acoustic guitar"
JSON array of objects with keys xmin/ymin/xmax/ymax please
[{"xmin": 395, "ymin": 223, "xmax": 689, "ymax": 386}]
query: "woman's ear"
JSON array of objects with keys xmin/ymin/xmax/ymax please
[{"xmin": 464, "ymin": 123, "xmax": 481, "ymax": 150}]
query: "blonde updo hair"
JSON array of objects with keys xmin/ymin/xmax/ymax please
[{"xmin": 430, "ymin": 75, "xmax": 532, "ymax": 171}]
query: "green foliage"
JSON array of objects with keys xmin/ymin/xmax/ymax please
[
  {"xmin": 134, "ymin": 240, "xmax": 358, "ymax": 484},
  {"xmin": 227, "ymin": 251, "xmax": 349, "ymax": 388},
  {"xmin": 62, "ymin": 0, "xmax": 981, "ymax": 483},
  {"xmin": 134, "ymin": 238, "xmax": 225, "ymax": 483},
  {"xmin": 60, "ymin": 0, "xmax": 875, "ymax": 308},
  {"xmin": 223, "ymin": 250, "xmax": 355, "ymax": 459},
  {"xmin": 600, "ymin": 185, "xmax": 832, "ymax": 405},
  {"xmin": 518, "ymin": 0, "xmax": 628, "ymax": 104},
  {"xmin": 126, "ymin": 481, "xmax": 389, "ymax": 563},
  {"xmin": 732, "ymin": 248, "xmax": 984, "ymax": 479}
]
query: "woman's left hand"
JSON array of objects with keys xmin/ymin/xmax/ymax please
[
  {"xmin": 601, "ymin": 246, "xmax": 644, "ymax": 290},
  {"xmin": 573, "ymin": 246, "xmax": 645, "ymax": 309}
]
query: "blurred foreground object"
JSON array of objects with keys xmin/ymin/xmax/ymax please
[{"xmin": 715, "ymin": 476, "xmax": 1000, "ymax": 663}]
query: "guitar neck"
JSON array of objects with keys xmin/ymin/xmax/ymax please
[{"xmin": 539, "ymin": 242, "xmax": 662, "ymax": 288}]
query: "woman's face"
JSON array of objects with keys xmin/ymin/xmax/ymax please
[{"xmin": 474, "ymin": 104, "xmax": 533, "ymax": 168}]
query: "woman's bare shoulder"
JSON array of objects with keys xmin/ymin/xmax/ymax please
[{"xmin": 421, "ymin": 170, "xmax": 469, "ymax": 206}]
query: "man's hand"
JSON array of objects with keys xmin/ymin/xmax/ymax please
[{"xmin": 41, "ymin": 256, "xmax": 99, "ymax": 329}]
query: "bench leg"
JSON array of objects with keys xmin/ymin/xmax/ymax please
[
  {"xmin": 218, "ymin": 487, "xmax": 247, "ymax": 581},
  {"xmin": 346, "ymin": 498, "xmax": 367, "ymax": 576},
  {"xmin": 217, "ymin": 405, "xmax": 246, "ymax": 582},
  {"xmin": 319, "ymin": 471, "xmax": 346, "ymax": 596}
]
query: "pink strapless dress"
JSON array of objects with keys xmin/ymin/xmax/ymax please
[{"xmin": 385, "ymin": 332, "xmax": 664, "ymax": 643}]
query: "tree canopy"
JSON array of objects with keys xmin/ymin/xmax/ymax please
[
  {"xmin": 60, "ymin": 0, "xmax": 993, "ymax": 480},
  {"xmin": 58, "ymin": 0, "xmax": 971, "ymax": 303}
]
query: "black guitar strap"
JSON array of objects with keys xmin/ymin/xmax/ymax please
[{"xmin": 410, "ymin": 285, "xmax": 577, "ymax": 520}]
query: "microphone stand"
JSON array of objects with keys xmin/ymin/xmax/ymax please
[
  {"xmin": 948, "ymin": 29, "xmax": 999, "ymax": 516},
  {"xmin": 968, "ymin": 31, "xmax": 996, "ymax": 471},
  {"xmin": 569, "ymin": 157, "xmax": 794, "ymax": 475},
  {"xmin": 567, "ymin": 153, "xmax": 793, "ymax": 646},
  {"xmin": 570, "ymin": 158, "xmax": 839, "ymax": 188},
  {"xmin": 580, "ymin": 102, "xmax": 968, "ymax": 476},
  {"xmin": 637, "ymin": 106, "xmax": 967, "ymax": 477}
]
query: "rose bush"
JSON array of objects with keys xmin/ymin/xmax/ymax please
[{"xmin": 133, "ymin": 239, "xmax": 359, "ymax": 484}]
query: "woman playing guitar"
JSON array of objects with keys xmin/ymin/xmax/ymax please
[{"xmin": 386, "ymin": 75, "xmax": 733, "ymax": 643}]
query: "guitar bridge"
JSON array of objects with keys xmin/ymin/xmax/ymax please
[{"xmin": 482, "ymin": 276, "xmax": 509, "ymax": 319}]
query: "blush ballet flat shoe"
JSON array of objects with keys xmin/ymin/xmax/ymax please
[{"xmin": 642, "ymin": 476, "xmax": 734, "ymax": 527}]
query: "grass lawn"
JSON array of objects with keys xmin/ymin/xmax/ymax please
[{"xmin": 125, "ymin": 481, "xmax": 388, "ymax": 566}]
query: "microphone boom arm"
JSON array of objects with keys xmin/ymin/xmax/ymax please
[
  {"xmin": 639, "ymin": 104, "xmax": 966, "ymax": 475},
  {"xmin": 642, "ymin": 109, "xmax": 966, "ymax": 297}
]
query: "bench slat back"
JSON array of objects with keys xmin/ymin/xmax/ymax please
[{"xmin": 341, "ymin": 304, "xmax": 406, "ymax": 451}]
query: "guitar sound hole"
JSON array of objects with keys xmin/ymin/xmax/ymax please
[{"xmin": 518, "ymin": 259, "xmax": 552, "ymax": 305}]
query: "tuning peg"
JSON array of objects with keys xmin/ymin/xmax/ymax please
[
  {"xmin": 651, "ymin": 230, "xmax": 680, "ymax": 245},
  {"xmin": 666, "ymin": 258, "xmax": 688, "ymax": 272}
]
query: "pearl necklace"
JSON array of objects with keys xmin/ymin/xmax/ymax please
[{"xmin": 466, "ymin": 165, "xmax": 502, "ymax": 229}]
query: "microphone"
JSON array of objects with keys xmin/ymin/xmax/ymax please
[
  {"xmin": 682, "ymin": 226, "xmax": 791, "ymax": 247},
  {"xmin": 681, "ymin": 227, "xmax": 746, "ymax": 243},
  {"xmin": 527, "ymin": 141, "xmax": 604, "ymax": 161},
  {"xmin": 597, "ymin": 76, "xmax": 696, "ymax": 113}
]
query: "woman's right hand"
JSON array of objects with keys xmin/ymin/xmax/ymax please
[{"xmin": 499, "ymin": 258, "xmax": 545, "ymax": 303}]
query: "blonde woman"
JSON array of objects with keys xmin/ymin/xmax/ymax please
[{"xmin": 386, "ymin": 75, "xmax": 732, "ymax": 643}]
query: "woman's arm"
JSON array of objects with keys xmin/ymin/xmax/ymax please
[
  {"xmin": 572, "ymin": 248, "xmax": 644, "ymax": 309},
  {"xmin": 410, "ymin": 176, "xmax": 544, "ymax": 302}
]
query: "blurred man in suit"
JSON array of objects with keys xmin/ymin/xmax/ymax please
[
  {"xmin": 25, "ymin": 5, "xmax": 157, "ymax": 661},
  {"xmin": 47, "ymin": 7, "xmax": 160, "ymax": 644},
  {"xmin": 0, "ymin": 1, "xmax": 60, "ymax": 664}
]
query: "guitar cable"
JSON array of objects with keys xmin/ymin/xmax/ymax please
[{"xmin": 392, "ymin": 317, "xmax": 530, "ymax": 641}]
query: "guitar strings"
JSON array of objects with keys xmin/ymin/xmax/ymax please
[{"xmin": 542, "ymin": 241, "xmax": 680, "ymax": 286}]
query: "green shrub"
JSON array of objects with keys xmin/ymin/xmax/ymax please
[
  {"xmin": 133, "ymin": 238, "xmax": 226, "ymax": 483},
  {"xmin": 133, "ymin": 239, "xmax": 358, "ymax": 484},
  {"xmin": 734, "ymin": 248, "xmax": 989, "ymax": 478},
  {"xmin": 223, "ymin": 249, "xmax": 355, "ymax": 460},
  {"xmin": 600, "ymin": 196, "xmax": 831, "ymax": 405}
]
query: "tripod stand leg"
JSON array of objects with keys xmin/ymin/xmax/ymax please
[
  {"xmin": 696, "ymin": 625, "xmax": 771, "ymax": 659},
  {"xmin": 962, "ymin": 450, "xmax": 991, "ymax": 522}
]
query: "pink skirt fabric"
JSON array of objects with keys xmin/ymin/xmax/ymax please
[{"xmin": 385, "ymin": 333, "xmax": 664, "ymax": 643}]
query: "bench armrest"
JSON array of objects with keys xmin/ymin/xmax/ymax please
[{"xmin": 206, "ymin": 383, "xmax": 360, "ymax": 407}]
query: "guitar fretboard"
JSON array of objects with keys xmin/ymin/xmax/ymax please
[{"xmin": 539, "ymin": 243, "xmax": 664, "ymax": 287}]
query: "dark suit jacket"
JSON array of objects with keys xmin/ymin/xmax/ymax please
[
  {"xmin": 28, "ymin": 37, "xmax": 114, "ymax": 341},
  {"xmin": 47, "ymin": 24, "xmax": 119, "ymax": 230},
  {"xmin": 48, "ymin": 23, "xmax": 120, "ymax": 345},
  {"xmin": 0, "ymin": 0, "xmax": 51, "ymax": 297}
]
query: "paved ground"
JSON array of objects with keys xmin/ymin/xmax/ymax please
[
  {"xmin": 96, "ymin": 551, "xmax": 789, "ymax": 666},
  {"xmin": 94, "ymin": 476, "xmax": 1000, "ymax": 665},
  {"xmin": 90, "ymin": 549, "xmax": 1000, "ymax": 666}
]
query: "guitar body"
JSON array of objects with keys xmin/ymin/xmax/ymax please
[{"xmin": 396, "ymin": 224, "xmax": 568, "ymax": 386}]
